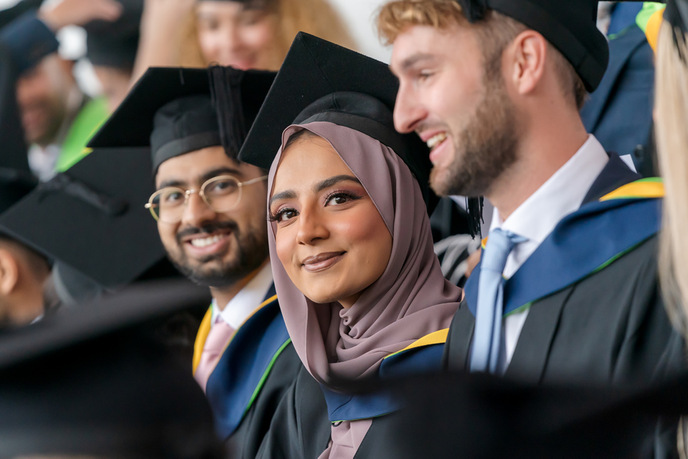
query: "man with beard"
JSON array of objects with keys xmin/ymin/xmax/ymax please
[
  {"xmin": 379, "ymin": 0, "xmax": 684, "ymax": 386},
  {"xmin": 87, "ymin": 66, "xmax": 301, "ymax": 459}
]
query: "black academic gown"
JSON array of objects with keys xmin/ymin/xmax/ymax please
[
  {"xmin": 256, "ymin": 366, "xmax": 408, "ymax": 459},
  {"xmin": 443, "ymin": 153, "xmax": 686, "ymax": 385},
  {"xmin": 256, "ymin": 338, "xmax": 447, "ymax": 459}
]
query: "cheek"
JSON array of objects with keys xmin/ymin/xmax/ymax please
[
  {"xmin": 241, "ymin": 22, "xmax": 276, "ymax": 51},
  {"xmin": 335, "ymin": 207, "xmax": 391, "ymax": 262},
  {"xmin": 197, "ymin": 30, "xmax": 223, "ymax": 59},
  {"xmin": 158, "ymin": 222, "xmax": 179, "ymax": 249},
  {"xmin": 274, "ymin": 227, "xmax": 297, "ymax": 275}
]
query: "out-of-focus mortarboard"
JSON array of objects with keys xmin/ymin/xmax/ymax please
[
  {"xmin": 83, "ymin": 0, "xmax": 143, "ymax": 70},
  {"xmin": 0, "ymin": 0, "xmax": 42, "ymax": 29},
  {"xmin": 0, "ymin": 147, "xmax": 166, "ymax": 296},
  {"xmin": 88, "ymin": 66, "xmax": 276, "ymax": 173},
  {"xmin": 238, "ymin": 32, "xmax": 441, "ymax": 214},
  {"xmin": 0, "ymin": 279, "xmax": 221, "ymax": 458},
  {"xmin": 364, "ymin": 371, "xmax": 688, "ymax": 458}
]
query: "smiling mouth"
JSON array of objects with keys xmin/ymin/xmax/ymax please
[
  {"xmin": 182, "ymin": 230, "xmax": 232, "ymax": 253},
  {"xmin": 302, "ymin": 251, "xmax": 346, "ymax": 273},
  {"xmin": 426, "ymin": 132, "xmax": 448, "ymax": 151},
  {"xmin": 189, "ymin": 234, "xmax": 226, "ymax": 248}
]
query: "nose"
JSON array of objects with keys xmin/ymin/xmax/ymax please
[
  {"xmin": 393, "ymin": 83, "xmax": 428, "ymax": 134},
  {"xmin": 180, "ymin": 191, "xmax": 217, "ymax": 228},
  {"xmin": 295, "ymin": 206, "xmax": 329, "ymax": 246}
]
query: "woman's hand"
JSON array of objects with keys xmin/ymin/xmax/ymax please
[{"xmin": 38, "ymin": 0, "xmax": 123, "ymax": 31}]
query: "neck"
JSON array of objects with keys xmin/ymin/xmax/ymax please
[
  {"xmin": 210, "ymin": 260, "xmax": 269, "ymax": 310},
  {"xmin": 487, "ymin": 106, "xmax": 589, "ymax": 221}
]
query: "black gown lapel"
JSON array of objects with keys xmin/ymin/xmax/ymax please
[
  {"xmin": 582, "ymin": 152, "xmax": 641, "ymax": 204},
  {"xmin": 502, "ymin": 287, "xmax": 573, "ymax": 383},
  {"xmin": 443, "ymin": 301, "xmax": 475, "ymax": 372}
]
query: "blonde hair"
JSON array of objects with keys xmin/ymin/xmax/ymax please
[
  {"xmin": 376, "ymin": 0, "xmax": 587, "ymax": 109},
  {"xmin": 656, "ymin": 21, "xmax": 688, "ymax": 337},
  {"xmin": 182, "ymin": 0, "xmax": 356, "ymax": 70}
]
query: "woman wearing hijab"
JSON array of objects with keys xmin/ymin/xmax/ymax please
[{"xmin": 238, "ymin": 33, "xmax": 463, "ymax": 459}]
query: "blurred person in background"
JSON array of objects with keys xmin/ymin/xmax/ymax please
[
  {"xmin": 0, "ymin": 0, "xmax": 121, "ymax": 181},
  {"xmin": 131, "ymin": 0, "xmax": 355, "ymax": 80}
]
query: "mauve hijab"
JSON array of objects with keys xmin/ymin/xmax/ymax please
[{"xmin": 267, "ymin": 121, "xmax": 462, "ymax": 458}]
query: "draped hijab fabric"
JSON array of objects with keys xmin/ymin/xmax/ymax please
[{"xmin": 267, "ymin": 121, "xmax": 463, "ymax": 389}]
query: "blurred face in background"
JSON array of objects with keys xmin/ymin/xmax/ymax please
[
  {"xmin": 195, "ymin": 1, "xmax": 283, "ymax": 70},
  {"xmin": 16, "ymin": 55, "xmax": 76, "ymax": 147},
  {"xmin": 93, "ymin": 66, "xmax": 132, "ymax": 113}
]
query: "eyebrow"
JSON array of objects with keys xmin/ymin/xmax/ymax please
[
  {"xmin": 158, "ymin": 166, "xmax": 243, "ymax": 190},
  {"xmin": 269, "ymin": 175, "xmax": 361, "ymax": 207},
  {"xmin": 396, "ymin": 53, "xmax": 437, "ymax": 72}
]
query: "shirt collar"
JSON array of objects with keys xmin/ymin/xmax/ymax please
[
  {"xmin": 490, "ymin": 135, "xmax": 610, "ymax": 244},
  {"xmin": 211, "ymin": 263, "xmax": 274, "ymax": 329}
]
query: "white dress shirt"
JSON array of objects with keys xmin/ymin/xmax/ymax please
[
  {"xmin": 210, "ymin": 263, "xmax": 274, "ymax": 330},
  {"xmin": 489, "ymin": 135, "xmax": 610, "ymax": 370}
]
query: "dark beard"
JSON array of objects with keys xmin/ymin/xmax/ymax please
[
  {"xmin": 167, "ymin": 220, "xmax": 269, "ymax": 288},
  {"xmin": 430, "ymin": 63, "xmax": 519, "ymax": 197}
]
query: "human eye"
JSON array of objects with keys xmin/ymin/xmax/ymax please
[
  {"xmin": 269, "ymin": 207, "xmax": 299, "ymax": 223},
  {"xmin": 162, "ymin": 189, "xmax": 185, "ymax": 205},
  {"xmin": 207, "ymin": 178, "xmax": 238, "ymax": 195},
  {"xmin": 325, "ymin": 191, "xmax": 362, "ymax": 207}
]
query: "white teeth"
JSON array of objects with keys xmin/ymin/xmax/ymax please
[
  {"xmin": 190, "ymin": 235, "xmax": 224, "ymax": 248},
  {"xmin": 427, "ymin": 133, "xmax": 448, "ymax": 150}
]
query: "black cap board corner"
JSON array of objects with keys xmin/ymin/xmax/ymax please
[
  {"xmin": 88, "ymin": 66, "xmax": 276, "ymax": 173},
  {"xmin": 0, "ymin": 147, "xmax": 165, "ymax": 291},
  {"xmin": 238, "ymin": 32, "xmax": 440, "ymax": 215}
]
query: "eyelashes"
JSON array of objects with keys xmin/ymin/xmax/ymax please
[{"xmin": 268, "ymin": 190, "xmax": 363, "ymax": 224}]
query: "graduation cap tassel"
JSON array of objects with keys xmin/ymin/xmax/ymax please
[
  {"xmin": 466, "ymin": 197, "xmax": 484, "ymax": 239},
  {"xmin": 208, "ymin": 65, "xmax": 247, "ymax": 161}
]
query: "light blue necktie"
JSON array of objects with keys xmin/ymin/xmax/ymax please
[{"xmin": 470, "ymin": 228, "xmax": 527, "ymax": 374}]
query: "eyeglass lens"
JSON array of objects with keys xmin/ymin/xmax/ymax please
[{"xmin": 151, "ymin": 176, "xmax": 242, "ymax": 223}]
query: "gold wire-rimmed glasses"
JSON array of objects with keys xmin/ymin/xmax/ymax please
[{"xmin": 145, "ymin": 175, "xmax": 268, "ymax": 223}]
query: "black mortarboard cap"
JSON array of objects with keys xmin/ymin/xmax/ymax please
[
  {"xmin": 83, "ymin": 0, "xmax": 143, "ymax": 70},
  {"xmin": 0, "ymin": 279, "xmax": 221, "ymax": 458},
  {"xmin": 455, "ymin": 0, "xmax": 609, "ymax": 92},
  {"xmin": 238, "ymin": 32, "xmax": 440, "ymax": 214},
  {"xmin": 88, "ymin": 67, "xmax": 276, "ymax": 173},
  {"xmin": 0, "ymin": 147, "xmax": 165, "ymax": 291}
]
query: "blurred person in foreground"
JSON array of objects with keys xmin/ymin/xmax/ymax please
[
  {"xmin": 0, "ymin": 0, "xmax": 123, "ymax": 181},
  {"xmin": 380, "ymin": 0, "xmax": 684, "ymax": 386},
  {"xmin": 0, "ymin": 279, "xmax": 223, "ymax": 458},
  {"xmin": 130, "ymin": 0, "xmax": 355, "ymax": 81},
  {"xmin": 87, "ymin": 66, "xmax": 301, "ymax": 458}
]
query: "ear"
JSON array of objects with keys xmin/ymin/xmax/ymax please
[
  {"xmin": 507, "ymin": 30, "xmax": 547, "ymax": 97},
  {"xmin": 0, "ymin": 249, "xmax": 19, "ymax": 296}
]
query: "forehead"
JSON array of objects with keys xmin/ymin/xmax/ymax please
[
  {"xmin": 272, "ymin": 137, "xmax": 353, "ymax": 192},
  {"xmin": 390, "ymin": 23, "xmax": 476, "ymax": 72},
  {"xmin": 155, "ymin": 146, "xmax": 238, "ymax": 185}
]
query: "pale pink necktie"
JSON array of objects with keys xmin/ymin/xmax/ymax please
[{"xmin": 194, "ymin": 319, "xmax": 235, "ymax": 391}]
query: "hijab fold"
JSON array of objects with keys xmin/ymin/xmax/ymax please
[{"xmin": 267, "ymin": 121, "xmax": 463, "ymax": 391}]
